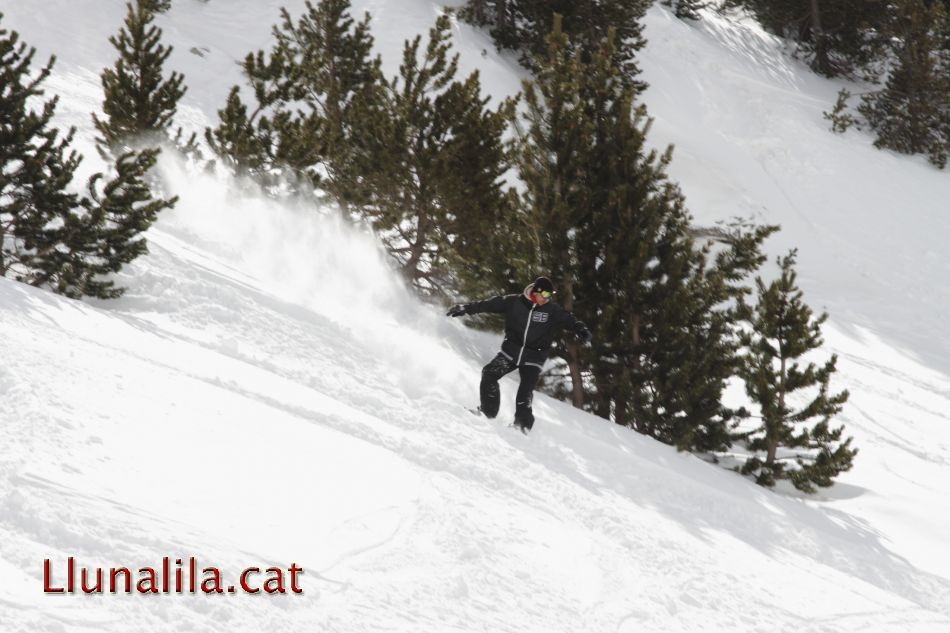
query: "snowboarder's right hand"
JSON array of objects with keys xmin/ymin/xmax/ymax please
[
  {"xmin": 576, "ymin": 326, "xmax": 593, "ymax": 344},
  {"xmin": 446, "ymin": 304, "xmax": 468, "ymax": 317}
]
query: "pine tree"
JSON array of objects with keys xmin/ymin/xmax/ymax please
[
  {"xmin": 517, "ymin": 18, "xmax": 775, "ymax": 449},
  {"xmin": 460, "ymin": 1, "xmax": 519, "ymax": 50},
  {"xmin": 1, "ymin": 15, "xmax": 81, "ymax": 285},
  {"xmin": 586, "ymin": 128, "xmax": 772, "ymax": 451},
  {"xmin": 144, "ymin": 0, "xmax": 171, "ymax": 13},
  {"xmin": 429, "ymin": 70, "xmax": 521, "ymax": 300},
  {"xmin": 723, "ymin": 0, "xmax": 891, "ymax": 78},
  {"xmin": 44, "ymin": 150, "xmax": 177, "ymax": 299},
  {"xmin": 206, "ymin": 0, "xmax": 383, "ymax": 195},
  {"xmin": 514, "ymin": 15, "xmax": 595, "ymax": 406},
  {"xmin": 206, "ymin": 3, "xmax": 515, "ymax": 297},
  {"xmin": 519, "ymin": 19, "xmax": 773, "ymax": 444},
  {"xmin": 859, "ymin": 0, "xmax": 950, "ymax": 168},
  {"xmin": 824, "ymin": 88, "xmax": 857, "ymax": 133},
  {"xmin": 205, "ymin": 86, "xmax": 277, "ymax": 180},
  {"xmin": 93, "ymin": 0, "xmax": 187, "ymax": 156},
  {"xmin": 356, "ymin": 12, "xmax": 515, "ymax": 295},
  {"xmin": 662, "ymin": 0, "xmax": 705, "ymax": 21},
  {"xmin": 461, "ymin": 0, "xmax": 651, "ymax": 89},
  {"xmin": 737, "ymin": 251, "xmax": 855, "ymax": 492},
  {"xmin": 1, "ymin": 14, "xmax": 175, "ymax": 298},
  {"xmin": 272, "ymin": 0, "xmax": 382, "ymax": 193}
]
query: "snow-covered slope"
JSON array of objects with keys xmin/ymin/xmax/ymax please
[{"xmin": 2, "ymin": 2, "xmax": 950, "ymax": 632}]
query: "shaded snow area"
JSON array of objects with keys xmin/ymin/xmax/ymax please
[{"xmin": 2, "ymin": 1, "xmax": 950, "ymax": 631}]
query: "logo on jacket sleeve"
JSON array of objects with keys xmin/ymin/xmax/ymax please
[{"xmin": 532, "ymin": 312, "xmax": 549, "ymax": 323}]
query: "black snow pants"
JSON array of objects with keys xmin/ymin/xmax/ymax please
[{"xmin": 479, "ymin": 352, "xmax": 542, "ymax": 429}]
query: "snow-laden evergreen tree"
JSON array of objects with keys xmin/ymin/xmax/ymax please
[
  {"xmin": 585, "ymin": 116, "xmax": 773, "ymax": 452},
  {"xmin": 1, "ymin": 15, "xmax": 82, "ymax": 285},
  {"xmin": 460, "ymin": 0, "xmax": 651, "ymax": 89},
  {"xmin": 459, "ymin": 0, "xmax": 515, "ymax": 48},
  {"xmin": 737, "ymin": 251, "xmax": 855, "ymax": 492},
  {"xmin": 208, "ymin": 2, "xmax": 516, "ymax": 297},
  {"xmin": 662, "ymin": 0, "xmax": 704, "ymax": 21},
  {"xmin": 859, "ymin": 0, "xmax": 950, "ymax": 168},
  {"xmin": 41, "ymin": 150, "xmax": 177, "ymax": 299},
  {"xmin": 353, "ymin": 12, "xmax": 515, "ymax": 295},
  {"xmin": 1, "ymin": 14, "xmax": 175, "ymax": 298},
  {"xmin": 824, "ymin": 88, "xmax": 857, "ymax": 133},
  {"xmin": 516, "ymin": 17, "xmax": 775, "ymax": 446},
  {"xmin": 514, "ymin": 15, "xmax": 594, "ymax": 406},
  {"xmin": 143, "ymin": 0, "xmax": 171, "ymax": 13},
  {"xmin": 206, "ymin": 86, "xmax": 276, "ymax": 180},
  {"xmin": 206, "ymin": 0, "xmax": 383, "ymax": 194},
  {"xmin": 93, "ymin": 0, "xmax": 187, "ymax": 157},
  {"xmin": 723, "ymin": 0, "xmax": 891, "ymax": 78},
  {"xmin": 271, "ymin": 0, "xmax": 381, "ymax": 197}
]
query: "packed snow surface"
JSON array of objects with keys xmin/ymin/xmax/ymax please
[{"xmin": 2, "ymin": 1, "xmax": 950, "ymax": 632}]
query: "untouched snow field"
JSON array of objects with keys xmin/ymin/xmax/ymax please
[{"xmin": 2, "ymin": 1, "xmax": 950, "ymax": 631}]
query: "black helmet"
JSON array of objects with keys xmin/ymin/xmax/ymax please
[{"xmin": 531, "ymin": 276, "xmax": 555, "ymax": 294}]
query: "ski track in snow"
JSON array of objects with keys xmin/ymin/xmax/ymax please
[{"xmin": 2, "ymin": 1, "xmax": 950, "ymax": 632}]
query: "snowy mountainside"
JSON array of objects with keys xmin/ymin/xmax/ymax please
[
  {"xmin": 1, "ymin": 1, "xmax": 950, "ymax": 632},
  {"xmin": 641, "ymin": 9, "xmax": 950, "ymax": 377}
]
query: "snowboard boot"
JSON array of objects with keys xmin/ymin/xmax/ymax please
[{"xmin": 513, "ymin": 410, "xmax": 534, "ymax": 434}]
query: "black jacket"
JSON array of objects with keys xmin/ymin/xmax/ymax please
[{"xmin": 465, "ymin": 291, "xmax": 588, "ymax": 367}]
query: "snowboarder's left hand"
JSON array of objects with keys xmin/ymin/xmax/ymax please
[
  {"xmin": 576, "ymin": 327, "xmax": 593, "ymax": 344},
  {"xmin": 446, "ymin": 304, "xmax": 468, "ymax": 317}
]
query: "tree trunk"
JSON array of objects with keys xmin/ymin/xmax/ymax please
[
  {"xmin": 630, "ymin": 312, "xmax": 644, "ymax": 433},
  {"xmin": 0, "ymin": 225, "xmax": 6, "ymax": 277},
  {"xmin": 808, "ymin": 0, "xmax": 831, "ymax": 75},
  {"xmin": 404, "ymin": 205, "xmax": 429, "ymax": 282},
  {"xmin": 470, "ymin": 0, "xmax": 487, "ymax": 23},
  {"xmin": 560, "ymin": 275, "xmax": 585, "ymax": 408},
  {"xmin": 615, "ymin": 390, "xmax": 629, "ymax": 427},
  {"xmin": 495, "ymin": 0, "xmax": 507, "ymax": 29},
  {"xmin": 766, "ymin": 355, "xmax": 787, "ymax": 467},
  {"xmin": 565, "ymin": 340, "xmax": 585, "ymax": 407},
  {"xmin": 591, "ymin": 365, "xmax": 612, "ymax": 419}
]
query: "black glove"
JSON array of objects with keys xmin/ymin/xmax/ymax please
[
  {"xmin": 576, "ymin": 326, "xmax": 593, "ymax": 344},
  {"xmin": 446, "ymin": 304, "xmax": 468, "ymax": 317}
]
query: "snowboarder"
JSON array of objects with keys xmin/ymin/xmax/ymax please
[{"xmin": 446, "ymin": 276, "xmax": 592, "ymax": 433}]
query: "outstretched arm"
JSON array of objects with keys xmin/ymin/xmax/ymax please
[{"xmin": 446, "ymin": 295, "xmax": 509, "ymax": 317}]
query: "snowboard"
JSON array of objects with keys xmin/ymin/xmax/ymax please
[{"xmin": 468, "ymin": 406, "xmax": 531, "ymax": 435}]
